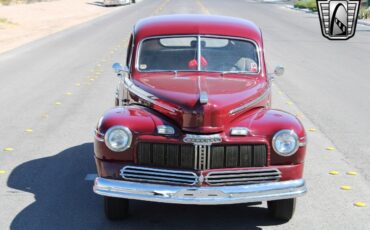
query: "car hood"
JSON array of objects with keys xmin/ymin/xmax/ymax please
[{"xmin": 131, "ymin": 73, "xmax": 270, "ymax": 133}]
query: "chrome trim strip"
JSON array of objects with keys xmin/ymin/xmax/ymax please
[
  {"xmin": 94, "ymin": 178, "xmax": 307, "ymax": 205},
  {"xmin": 207, "ymin": 172, "xmax": 280, "ymax": 179},
  {"xmin": 193, "ymin": 144, "xmax": 211, "ymax": 170},
  {"xmin": 207, "ymin": 145, "xmax": 211, "ymax": 170},
  {"xmin": 123, "ymin": 76, "xmax": 178, "ymax": 113},
  {"xmin": 194, "ymin": 145, "xmax": 198, "ymax": 170},
  {"xmin": 183, "ymin": 134, "xmax": 222, "ymax": 144},
  {"xmin": 206, "ymin": 169, "xmax": 281, "ymax": 186},
  {"xmin": 197, "ymin": 35, "xmax": 201, "ymax": 71},
  {"xmin": 199, "ymin": 91, "xmax": 208, "ymax": 104},
  {"xmin": 120, "ymin": 166, "xmax": 198, "ymax": 186},
  {"xmin": 94, "ymin": 130, "xmax": 105, "ymax": 142},
  {"xmin": 229, "ymin": 86, "xmax": 271, "ymax": 115}
]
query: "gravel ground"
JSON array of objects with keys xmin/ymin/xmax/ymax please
[{"xmin": 0, "ymin": 0, "xmax": 124, "ymax": 54}]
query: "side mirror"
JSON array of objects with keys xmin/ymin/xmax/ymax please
[
  {"xmin": 112, "ymin": 63, "xmax": 123, "ymax": 74},
  {"xmin": 112, "ymin": 63, "xmax": 129, "ymax": 77},
  {"xmin": 274, "ymin": 65, "xmax": 284, "ymax": 77}
]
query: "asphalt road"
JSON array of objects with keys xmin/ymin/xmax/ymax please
[{"xmin": 1, "ymin": 0, "xmax": 370, "ymax": 229}]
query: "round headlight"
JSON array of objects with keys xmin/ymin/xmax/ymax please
[
  {"xmin": 272, "ymin": 129, "xmax": 299, "ymax": 156},
  {"xmin": 104, "ymin": 126, "xmax": 132, "ymax": 152}
]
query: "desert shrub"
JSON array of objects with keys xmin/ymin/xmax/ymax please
[
  {"xmin": 0, "ymin": 0, "xmax": 12, "ymax": 5},
  {"xmin": 294, "ymin": 0, "xmax": 318, "ymax": 11}
]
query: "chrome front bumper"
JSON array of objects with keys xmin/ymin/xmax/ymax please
[{"xmin": 94, "ymin": 178, "xmax": 307, "ymax": 205}]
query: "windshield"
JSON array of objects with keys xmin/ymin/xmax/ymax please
[{"xmin": 137, "ymin": 36, "xmax": 259, "ymax": 73}]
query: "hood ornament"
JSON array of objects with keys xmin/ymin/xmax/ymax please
[{"xmin": 199, "ymin": 91, "xmax": 208, "ymax": 104}]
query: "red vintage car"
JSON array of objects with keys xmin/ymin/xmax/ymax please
[{"xmin": 93, "ymin": 14, "xmax": 307, "ymax": 221}]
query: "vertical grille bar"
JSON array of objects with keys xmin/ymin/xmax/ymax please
[
  {"xmin": 137, "ymin": 143, "xmax": 151, "ymax": 164},
  {"xmin": 253, "ymin": 144, "xmax": 267, "ymax": 167},
  {"xmin": 207, "ymin": 145, "xmax": 211, "ymax": 169},
  {"xmin": 195, "ymin": 144, "xmax": 208, "ymax": 170},
  {"xmin": 166, "ymin": 144, "xmax": 179, "ymax": 167},
  {"xmin": 211, "ymin": 146, "xmax": 225, "ymax": 169},
  {"xmin": 240, "ymin": 145, "xmax": 252, "ymax": 167},
  {"xmin": 152, "ymin": 144, "xmax": 165, "ymax": 166},
  {"xmin": 180, "ymin": 145, "xmax": 194, "ymax": 169},
  {"xmin": 225, "ymin": 145, "xmax": 239, "ymax": 168},
  {"xmin": 194, "ymin": 145, "xmax": 198, "ymax": 170}
]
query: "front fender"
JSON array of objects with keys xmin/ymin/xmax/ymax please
[
  {"xmin": 228, "ymin": 108, "xmax": 306, "ymax": 165},
  {"xmin": 94, "ymin": 105, "xmax": 178, "ymax": 161}
]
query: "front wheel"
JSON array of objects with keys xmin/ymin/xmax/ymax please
[
  {"xmin": 267, "ymin": 198, "xmax": 296, "ymax": 221},
  {"xmin": 104, "ymin": 196, "xmax": 129, "ymax": 220}
]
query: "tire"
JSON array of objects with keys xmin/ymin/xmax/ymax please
[
  {"xmin": 267, "ymin": 198, "xmax": 296, "ymax": 221},
  {"xmin": 104, "ymin": 196, "xmax": 129, "ymax": 220}
]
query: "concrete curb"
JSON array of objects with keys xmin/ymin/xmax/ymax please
[{"xmin": 285, "ymin": 4, "xmax": 370, "ymax": 26}]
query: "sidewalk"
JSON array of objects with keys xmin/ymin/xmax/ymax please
[{"xmin": 0, "ymin": 0, "xmax": 120, "ymax": 54}]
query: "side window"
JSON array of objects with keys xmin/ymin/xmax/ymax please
[{"xmin": 126, "ymin": 34, "xmax": 134, "ymax": 67}]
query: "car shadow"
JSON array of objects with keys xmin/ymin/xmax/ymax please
[{"xmin": 8, "ymin": 143, "xmax": 286, "ymax": 230}]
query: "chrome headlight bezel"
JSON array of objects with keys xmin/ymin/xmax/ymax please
[
  {"xmin": 272, "ymin": 129, "xmax": 299, "ymax": 157},
  {"xmin": 104, "ymin": 125, "xmax": 132, "ymax": 152}
]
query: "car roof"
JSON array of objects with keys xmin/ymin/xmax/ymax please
[{"xmin": 134, "ymin": 14, "xmax": 262, "ymax": 44}]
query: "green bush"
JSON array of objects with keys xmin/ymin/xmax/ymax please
[
  {"xmin": 359, "ymin": 7, "xmax": 370, "ymax": 19},
  {"xmin": 294, "ymin": 0, "xmax": 318, "ymax": 11}
]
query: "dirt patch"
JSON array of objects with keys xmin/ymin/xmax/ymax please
[{"xmin": 0, "ymin": 0, "xmax": 120, "ymax": 54}]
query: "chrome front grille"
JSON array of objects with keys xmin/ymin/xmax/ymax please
[
  {"xmin": 205, "ymin": 169, "xmax": 281, "ymax": 186},
  {"xmin": 136, "ymin": 143, "xmax": 267, "ymax": 170},
  {"xmin": 120, "ymin": 166, "xmax": 198, "ymax": 186},
  {"xmin": 121, "ymin": 166, "xmax": 281, "ymax": 187}
]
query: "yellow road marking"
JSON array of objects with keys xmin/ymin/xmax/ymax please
[
  {"xmin": 354, "ymin": 202, "xmax": 366, "ymax": 207},
  {"xmin": 340, "ymin": 185, "xmax": 351, "ymax": 190},
  {"xmin": 25, "ymin": 128, "xmax": 33, "ymax": 133},
  {"xmin": 65, "ymin": 92, "xmax": 73, "ymax": 96},
  {"xmin": 329, "ymin": 170, "xmax": 339, "ymax": 175},
  {"xmin": 3, "ymin": 147, "xmax": 14, "ymax": 152},
  {"xmin": 326, "ymin": 146, "xmax": 335, "ymax": 151},
  {"xmin": 308, "ymin": 128, "xmax": 316, "ymax": 132},
  {"xmin": 54, "ymin": 102, "xmax": 62, "ymax": 106},
  {"xmin": 286, "ymin": 101, "xmax": 293, "ymax": 105},
  {"xmin": 347, "ymin": 171, "xmax": 357, "ymax": 176},
  {"xmin": 0, "ymin": 170, "xmax": 6, "ymax": 174}
]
